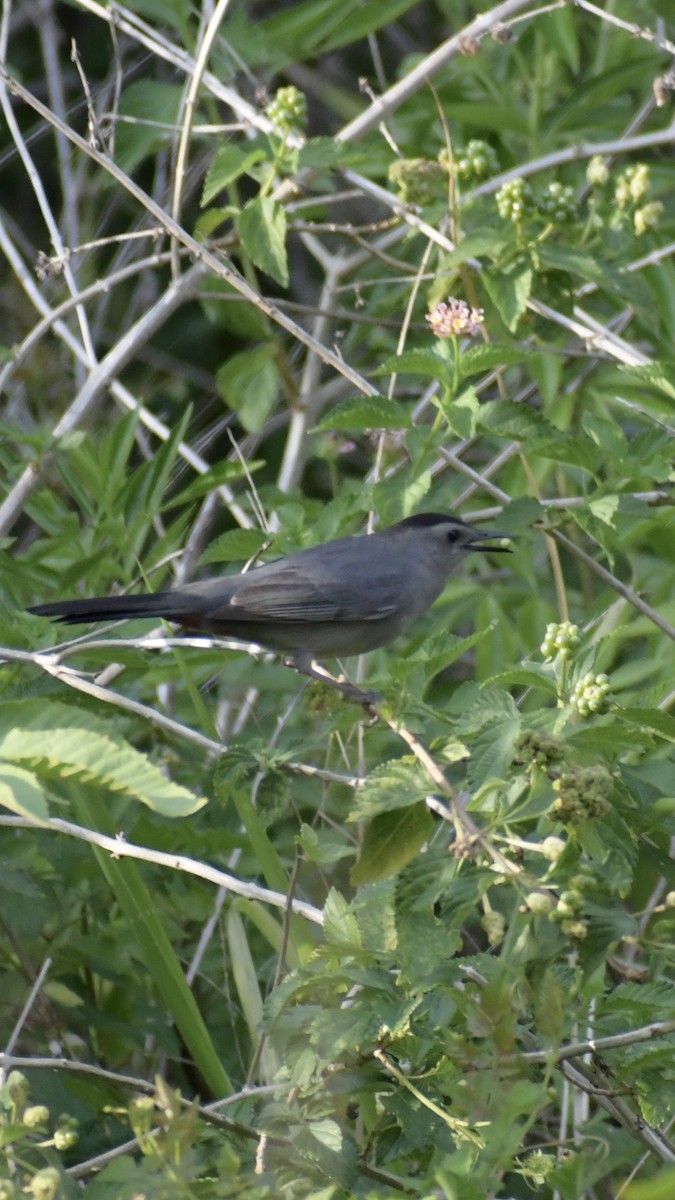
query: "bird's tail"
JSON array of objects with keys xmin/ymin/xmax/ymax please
[{"xmin": 27, "ymin": 591, "xmax": 195, "ymax": 626}]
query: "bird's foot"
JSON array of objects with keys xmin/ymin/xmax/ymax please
[{"xmin": 285, "ymin": 657, "xmax": 379, "ymax": 710}]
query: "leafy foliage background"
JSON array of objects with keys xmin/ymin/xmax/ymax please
[{"xmin": 1, "ymin": 0, "xmax": 675, "ymax": 1196}]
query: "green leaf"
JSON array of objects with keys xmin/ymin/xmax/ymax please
[
  {"xmin": 483, "ymin": 261, "xmax": 533, "ymax": 331},
  {"xmin": 618, "ymin": 708, "xmax": 675, "ymax": 745},
  {"xmin": 443, "ymin": 385, "xmax": 480, "ymax": 438},
  {"xmin": 323, "ymin": 887, "xmax": 362, "ymax": 948},
  {"xmin": 477, "ymin": 398, "xmax": 555, "ymax": 439},
  {"xmin": 299, "ymin": 137, "xmax": 364, "ymax": 170},
  {"xmin": 115, "ymin": 81, "xmax": 184, "ymax": 172},
  {"xmin": 236, "ymin": 196, "xmax": 289, "ymax": 286},
  {"xmin": 377, "ymin": 349, "xmax": 452, "ymax": 385},
  {"xmin": 482, "ymin": 666, "xmax": 558, "ymax": 694},
  {"xmin": 348, "ymin": 758, "xmax": 427, "ymax": 821},
  {"xmin": 201, "ymin": 144, "xmax": 267, "ymax": 206},
  {"xmin": 216, "ymin": 342, "xmax": 280, "ymax": 433},
  {"xmin": 625, "ymin": 1166, "xmax": 675, "ymax": 1200},
  {"xmin": 168, "ymin": 459, "xmax": 263, "ymax": 506},
  {"xmin": 437, "ymin": 231, "xmax": 509, "ymax": 269},
  {"xmin": 458, "ymin": 342, "xmax": 533, "ymax": 381},
  {"xmin": 0, "ymin": 763, "xmax": 48, "ymax": 821},
  {"xmin": 0, "ymin": 701, "xmax": 204, "ymax": 817},
  {"xmin": 619, "ymin": 361, "xmax": 675, "ymax": 404},
  {"xmin": 351, "ymin": 803, "xmax": 435, "ymax": 885},
  {"xmin": 313, "ymin": 394, "xmax": 410, "ymax": 431},
  {"xmin": 201, "ymin": 527, "xmax": 270, "ymax": 564},
  {"xmin": 72, "ymin": 785, "xmax": 231, "ymax": 1098},
  {"xmin": 466, "ymin": 709, "xmax": 521, "ymax": 789}
]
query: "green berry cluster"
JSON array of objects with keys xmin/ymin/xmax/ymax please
[
  {"xmin": 634, "ymin": 201, "xmax": 663, "ymax": 236},
  {"xmin": 541, "ymin": 835, "xmax": 566, "ymax": 861},
  {"xmin": 549, "ymin": 886, "xmax": 588, "ymax": 940},
  {"xmin": 615, "ymin": 163, "xmax": 650, "ymax": 208},
  {"xmin": 525, "ymin": 890, "xmax": 555, "ymax": 915},
  {"xmin": 551, "ymin": 764, "xmax": 612, "ymax": 822},
  {"xmin": 586, "ymin": 155, "xmax": 609, "ymax": 187},
  {"xmin": 540, "ymin": 620, "xmax": 580, "ymax": 659},
  {"xmin": 519, "ymin": 1151, "xmax": 557, "ymax": 1185},
  {"xmin": 538, "ymin": 181, "xmax": 578, "ymax": 224},
  {"xmin": 388, "ymin": 157, "xmax": 448, "ymax": 205},
  {"xmin": 22, "ymin": 1105, "xmax": 49, "ymax": 1128},
  {"xmin": 53, "ymin": 1114, "xmax": 79, "ymax": 1150},
  {"xmin": 481, "ymin": 909, "xmax": 506, "ymax": 946},
  {"xmin": 570, "ymin": 671, "xmax": 610, "ymax": 716},
  {"xmin": 452, "ymin": 139, "xmax": 500, "ymax": 180},
  {"xmin": 21, "ymin": 1168, "xmax": 61, "ymax": 1200},
  {"xmin": 495, "ymin": 177, "xmax": 535, "ymax": 222},
  {"xmin": 515, "ymin": 730, "xmax": 565, "ymax": 769},
  {"xmin": 265, "ymin": 85, "xmax": 308, "ymax": 134}
]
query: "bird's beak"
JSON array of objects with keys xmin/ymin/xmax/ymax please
[{"xmin": 467, "ymin": 529, "xmax": 513, "ymax": 552}]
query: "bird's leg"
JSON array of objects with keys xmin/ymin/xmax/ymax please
[{"xmin": 284, "ymin": 655, "xmax": 379, "ymax": 708}]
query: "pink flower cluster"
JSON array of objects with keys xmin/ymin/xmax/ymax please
[{"xmin": 426, "ymin": 298, "xmax": 484, "ymax": 338}]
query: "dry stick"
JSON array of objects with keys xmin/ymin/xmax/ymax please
[
  {"xmin": 518, "ymin": 1020, "xmax": 675, "ymax": 1064},
  {"xmin": 0, "ymin": 814, "xmax": 324, "ymax": 925},
  {"xmin": 572, "ymin": 0, "xmax": 675, "ymax": 57},
  {"xmin": 170, "ymin": 0, "xmax": 234, "ymax": 278},
  {"xmin": 548, "ymin": 527, "xmax": 675, "ymax": 643},
  {"xmin": 0, "ymin": 260, "xmax": 206, "ymax": 536},
  {"xmin": 0, "ymin": 6, "xmax": 96, "ymax": 371},
  {"xmin": 0, "ymin": 68, "xmax": 377, "ymax": 537},
  {"xmin": 336, "ymin": 0, "xmax": 538, "ymax": 144},
  {"xmin": 468, "ymin": 124, "xmax": 675, "ymax": 200},
  {"xmin": 0, "ymin": 248, "xmax": 171, "ymax": 389},
  {"xmin": 0, "ymin": 69, "xmax": 374, "ymax": 400},
  {"xmin": 380, "ymin": 713, "xmax": 521, "ymax": 877},
  {"xmin": 0, "ymin": 222, "xmax": 253, "ymax": 531},
  {"xmin": 0, "ymin": 642, "xmax": 361, "ymax": 788}
]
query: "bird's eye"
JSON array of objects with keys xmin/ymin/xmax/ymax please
[{"xmin": 446, "ymin": 528, "xmax": 461, "ymax": 544}]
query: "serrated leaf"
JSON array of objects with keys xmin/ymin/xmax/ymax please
[
  {"xmin": 201, "ymin": 144, "xmax": 267, "ymax": 206},
  {"xmin": 483, "ymin": 261, "xmax": 533, "ymax": 331},
  {"xmin": 0, "ymin": 701, "xmax": 204, "ymax": 816},
  {"xmin": 323, "ymin": 887, "xmax": 362, "ymax": 948},
  {"xmin": 348, "ymin": 759, "xmax": 427, "ymax": 822},
  {"xmin": 400, "ymin": 625, "xmax": 495, "ymax": 683},
  {"xmin": 467, "ymin": 711, "xmax": 521, "ymax": 789},
  {"xmin": 620, "ymin": 361, "xmax": 675, "ymax": 400},
  {"xmin": 478, "ymin": 398, "xmax": 553, "ymax": 439},
  {"xmin": 236, "ymin": 196, "xmax": 288, "ymax": 286},
  {"xmin": 529, "ymin": 435, "xmax": 600, "ymax": 473},
  {"xmin": 438, "ymin": 231, "xmax": 508, "ymax": 268},
  {"xmin": 201, "ymin": 527, "xmax": 270, "ymax": 564},
  {"xmin": 351, "ymin": 803, "xmax": 434, "ymax": 885},
  {"xmin": 458, "ymin": 342, "xmax": 533, "ymax": 381},
  {"xmin": 308, "ymin": 1118, "xmax": 343, "ymax": 1152},
  {"xmin": 482, "ymin": 667, "xmax": 558, "ymax": 693},
  {"xmin": 377, "ymin": 349, "xmax": 451, "ymax": 384},
  {"xmin": 313, "ymin": 394, "xmax": 410, "ymax": 432},
  {"xmin": 618, "ymin": 708, "xmax": 675, "ymax": 744},
  {"xmin": 443, "ymin": 385, "xmax": 480, "ymax": 438},
  {"xmin": 536, "ymin": 242, "xmax": 608, "ymax": 284},
  {"xmin": 0, "ymin": 763, "xmax": 48, "ymax": 821},
  {"xmin": 216, "ymin": 343, "xmax": 280, "ymax": 433},
  {"xmin": 299, "ymin": 137, "xmax": 364, "ymax": 170}
]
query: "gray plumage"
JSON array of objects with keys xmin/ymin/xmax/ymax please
[{"xmin": 28, "ymin": 513, "xmax": 510, "ymax": 672}]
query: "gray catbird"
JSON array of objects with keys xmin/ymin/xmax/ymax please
[{"xmin": 28, "ymin": 513, "xmax": 509, "ymax": 694}]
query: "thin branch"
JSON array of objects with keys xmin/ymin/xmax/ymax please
[{"xmin": 0, "ymin": 815, "xmax": 324, "ymax": 925}]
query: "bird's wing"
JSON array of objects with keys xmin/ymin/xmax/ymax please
[{"xmin": 224, "ymin": 561, "xmax": 398, "ymax": 623}]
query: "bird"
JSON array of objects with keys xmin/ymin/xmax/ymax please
[{"xmin": 28, "ymin": 513, "xmax": 510, "ymax": 701}]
